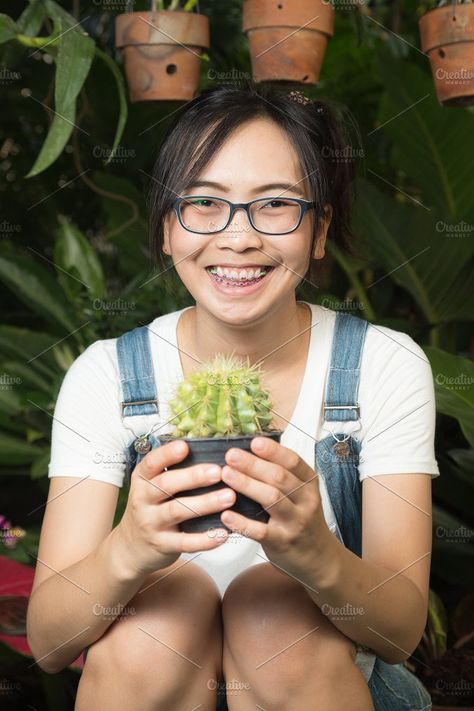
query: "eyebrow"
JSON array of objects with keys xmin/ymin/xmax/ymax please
[{"xmin": 185, "ymin": 179, "xmax": 304, "ymax": 197}]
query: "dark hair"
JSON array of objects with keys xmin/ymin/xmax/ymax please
[{"xmin": 148, "ymin": 80, "xmax": 363, "ymax": 288}]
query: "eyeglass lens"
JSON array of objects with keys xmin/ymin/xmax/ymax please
[{"xmin": 179, "ymin": 197, "xmax": 302, "ymax": 234}]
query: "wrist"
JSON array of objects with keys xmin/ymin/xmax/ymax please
[
  {"xmin": 105, "ymin": 524, "xmax": 148, "ymax": 584},
  {"xmin": 307, "ymin": 525, "xmax": 344, "ymax": 592}
]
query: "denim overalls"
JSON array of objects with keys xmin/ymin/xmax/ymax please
[{"xmin": 108, "ymin": 310, "xmax": 432, "ymax": 710}]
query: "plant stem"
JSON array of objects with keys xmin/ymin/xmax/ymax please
[{"xmin": 15, "ymin": 33, "xmax": 59, "ymax": 48}]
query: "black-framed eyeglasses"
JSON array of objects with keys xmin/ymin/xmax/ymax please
[{"xmin": 172, "ymin": 195, "xmax": 317, "ymax": 236}]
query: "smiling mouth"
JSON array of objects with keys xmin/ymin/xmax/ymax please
[{"xmin": 205, "ymin": 266, "xmax": 275, "ymax": 286}]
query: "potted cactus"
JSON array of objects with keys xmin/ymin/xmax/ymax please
[
  {"xmin": 158, "ymin": 353, "xmax": 283, "ymax": 534},
  {"xmin": 115, "ymin": 0, "xmax": 210, "ymax": 102}
]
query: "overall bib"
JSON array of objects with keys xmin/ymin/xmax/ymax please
[{"xmin": 107, "ymin": 310, "xmax": 433, "ymax": 710}]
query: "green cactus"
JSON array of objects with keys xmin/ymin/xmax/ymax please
[{"xmin": 167, "ymin": 352, "xmax": 275, "ymax": 438}]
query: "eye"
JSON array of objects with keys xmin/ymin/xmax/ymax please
[
  {"xmin": 187, "ymin": 198, "xmax": 215, "ymax": 207},
  {"xmin": 260, "ymin": 199, "xmax": 293, "ymax": 209}
]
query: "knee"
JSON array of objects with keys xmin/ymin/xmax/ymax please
[
  {"xmin": 222, "ymin": 563, "xmax": 357, "ymax": 693},
  {"xmin": 83, "ymin": 561, "xmax": 222, "ymax": 694}
]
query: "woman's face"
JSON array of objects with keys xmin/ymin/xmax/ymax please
[{"xmin": 162, "ymin": 117, "xmax": 331, "ymax": 323}]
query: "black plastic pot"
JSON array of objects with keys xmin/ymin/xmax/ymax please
[{"xmin": 158, "ymin": 430, "xmax": 283, "ymax": 534}]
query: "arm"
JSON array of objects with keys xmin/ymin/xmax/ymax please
[
  {"xmin": 302, "ymin": 472, "xmax": 432, "ymax": 664},
  {"xmin": 26, "ymin": 476, "xmax": 148, "ymax": 674}
]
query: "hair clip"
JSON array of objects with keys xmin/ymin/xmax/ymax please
[{"xmin": 287, "ymin": 90, "xmax": 312, "ymax": 106}]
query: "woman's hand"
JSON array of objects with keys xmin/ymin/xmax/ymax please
[
  {"xmin": 219, "ymin": 436, "xmax": 333, "ymax": 583},
  {"xmin": 114, "ymin": 440, "xmax": 236, "ymax": 579}
]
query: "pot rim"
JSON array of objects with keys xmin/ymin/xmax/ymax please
[
  {"xmin": 419, "ymin": 2, "xmax": 474, "ymax": 51},
  {"xmin": 158, "ymin": 429, "xmax": 284, "ymax": 442},
  {"xmin": 115, "ymin": 10, "xmax": 210, "ymax": 50},
  {"xmin": 242, "ymin": 0, "xmax": 334, "ymax": 37}
]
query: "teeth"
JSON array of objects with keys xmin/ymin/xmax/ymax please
[{"xmin": 209, "ymin": 266, "xmax": 268, "ymax": 280}]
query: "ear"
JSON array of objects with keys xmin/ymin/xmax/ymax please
[
  {"xmin": 162, "ymin": 214, "xmax": 171, "ymax": 255},
  {"xmin": 312, "ymin": 203, "xmax": 332, "ymax": 260}
]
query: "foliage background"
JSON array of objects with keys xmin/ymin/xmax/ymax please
[{"xmin": 0, "ymin": 0, "xmax": 473, "ymax": 708}]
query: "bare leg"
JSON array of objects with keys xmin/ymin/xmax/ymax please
[
  {"xmin": 222, "ymin": 563, "xmax": 374, "ymax": 711},
  {"xmin": 75, "ymin": 560, "xmax": 224, "ymax": 711}
]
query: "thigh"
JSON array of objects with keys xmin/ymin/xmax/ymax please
[{"xmin": 82, "ymin": 558, "xmax": 224, "ymax": 679}]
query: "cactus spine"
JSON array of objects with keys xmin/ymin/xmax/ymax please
[{"xmin": 167, "ymin": 353, "xmax": 274, "ymax": 438}]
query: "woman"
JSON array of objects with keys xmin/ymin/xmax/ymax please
[{"xmin": 26, "ymin": 83, "xmax": 438, "ymax": 710}]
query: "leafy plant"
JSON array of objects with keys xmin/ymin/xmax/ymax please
[{"xmin": 0, "ymin": 0, "xmax": 127, "ymax": 176}]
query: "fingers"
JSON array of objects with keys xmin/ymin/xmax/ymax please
[
  {"xmin": 135, "ymin": 440, "xmax": 189, "ymax": 481},
  {"xmin": 136, "ymin": 460, "xmax": 224, "ymax": 504},
  {"xmin": 249, "ymin": 437, "xmax": 313, "ymax": 483},
  {"xmin": 160, "ymin": 527, "xmax": 230, "ymax": 554},
  {"xmin": 159, "ymin": 486, "xmax": 236, "ymax": 528},
  {"xmin": 222, "ymin": 465, "xmax": 294, "ymax": 519},
  {"xmin": 224, "ymin": 443, "xmax": 312, "ymax": 507}
]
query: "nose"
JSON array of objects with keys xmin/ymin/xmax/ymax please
[
  {"xmin": 214, "ymin": 207, "xmax": 264, "ymax": 254},
  {"xmin": 225, "ymin": 205, "xmax": 253, "ymax": 236},
  {"xmin": 217, "ymin": 206, "xmax": 260, "ymax": 244}
]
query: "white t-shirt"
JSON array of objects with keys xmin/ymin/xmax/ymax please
[{"xmin": 48, "ymin": 301, "xmax": 440, "ymax": 597}]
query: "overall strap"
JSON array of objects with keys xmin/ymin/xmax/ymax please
[
  {"xmin": 318, "ymin": 312, "xmax": 369, "ymax": 558},
  {"xmin": 116, "ymin": 326, "xmax": 159, "ymax": 418},
  {"xmin": 323, "ymin": 312, "xmax": 368, "ymax": 422}
]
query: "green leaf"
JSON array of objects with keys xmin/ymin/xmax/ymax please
[
  {"xmin": 25, "ymin": 98, "xmax": 76, "ymax": 178},
  {"xmin": 16, "ymin": 0, "xmax": 46, "ymax": 36},
  {"xmin": 434, "ymin": 450, "xmax": 474, "ymax": 523},
  {"xmin": 31, "ymin": 450, "xmax": 51, "ymax": 479},
  {"xmin": 26, "ymin": 10, "xmax": 94, "ymax": 177},
  {"xmin": 0, "ymin": 254, "xmax": 76, "ymax": 332},
  {"xmin": 54, "ymin": 24, "xmax": 94, "ymax": 114},
  {"xmin": 95, "ymin": 48, "xmax": 128, "ymax": 164},
  {"xmin": 354, "ymin": 178, "xmax": 474, "ymax": 323},
  {"xmin": 376, "ymin": 53, "xmax": 474, "ymax": 221},
  {"xmin": 423, "ymin": 346, "xmax": 474, "ymax": 446},
  {"xmin": 0, "ymin": 431, "xmax": 43, "ymax": 465},
  {"xmin": 0, "ymin": 14, "xmax": 17, "ymax": 44},
  {"xmin": 0, "ymin": 326, "xmax": 58, "ymax": 379},
  {"xmin": 0, "ymin": 387, "xmax": 23, "ymax": 419},
  {"xmin": 54, "ymin": 215, "xmax": 105, "ymax": 298},
  {"xmin": 42, "ymin": 0, "xmax": 80, "ymax": 30},
  {"xmin": 426, "ymin": 589, "xmax": 448, "ymax": 658}
]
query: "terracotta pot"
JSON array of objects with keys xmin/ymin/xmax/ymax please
[
  {"xmin": 242, "ymin": 0, "xmax": 335, "ymax": 84},
  {"xmin": 419, "ymin": 2, "xmax": 474, "ymax": 107},
  {"xmin": 115, "ymin": 10, "xmax": 210, "ymax": 102}
]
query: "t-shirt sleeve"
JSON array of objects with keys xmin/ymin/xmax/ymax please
[
  {"xmin": 47, "ymin": 340, "xmax": 128, "ymax": 488},
  {"xmin": 357, "ymin": 325, "xmax": 440, "ymax": 480}
]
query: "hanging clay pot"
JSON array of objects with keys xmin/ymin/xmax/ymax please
[
  {"xmin": 242, "ymin": 0, "xmax": 335, "ymax": 85},
  {"xmin": 419, "ymin": 1, "xmax": 474, "ymax": 107},
  {"xmin": 115, "ymin": 9, "xmax": 210, "ymax": 102}
]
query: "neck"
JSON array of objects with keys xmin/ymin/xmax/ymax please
[{"xmin": 178, "ymin": 299, "xmax": 312, "ymax": 379}]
